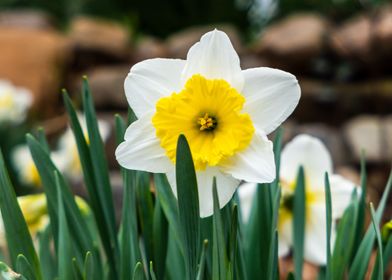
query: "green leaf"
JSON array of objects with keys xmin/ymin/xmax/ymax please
[
  {"xmin": 36, "ymin": 128, "xmax": 50, "ymax": 154},
  {"xmin": 324, "ymin": 172, "xmax": 332, "ymax": 280},
  {"xmin": 0, "ymin": 150, "xmax": 41, "ymax": 279},
  {"xmin": 72, "ymin": 258, "xmax": 83, "ymax": 280},
  {"xmin": 26, "ymin": 134, "xmax": 97, "ymax": 262},
  {"xmin": 331, "ymin": 193, "xmax": 358, "ymax": 280},
  {"xmin": 153, "ymin": 174, "xmax": 182, "ymax": 255},
  {"xmin": 268, "ymin": 189, "xmax": 281, "ymax": 280},
  {"xmin": 370, "ymin": 203, "xmax": 384, "ymax": 280},
  {"xmin": 293, "ymin": 166, "xmax": 306, "ymax": 280},
  {"xmin": 0, "ymin": 262, "xmax": 27, "ymax": 280},
  {"xmin": 354, "ymin": 153, "xmax": 367, "ymax": 251},
  {"xmin": 244, "ymin": 183, "xmax": 273, "ymax": 279},
  {"xmin": 349, "ymin": 169, "xmax": 392, "ymax": 279},
  {"xmin": 63, "ymin": 91, "xmax": 116, "ymax": 277},
  {"xmin": 149, "ymin": 262, "xmax": 157, "ymax": 280},
  {"xmin": 83, "ymin": 252, "xmax": 94, "ymax": 280},
  {"xmin": 382, "ymin": 235, "xmax": 392, "ymax": 272},
  {"xmin": 115, "ymin": 114, "xmax": 141, "ymax": 280},
  {"xmin": 16, "ymin": 255, "xmax": 36, "ymax": 280},
  {"xmin": 228, "ymin": 205, "xmax": 238, "ymax": 280},
  {"xmin": 38, "ymin": 227, "xmax": 56, "ymax": 280},
  {"xmin": 212, "ymin": 179, "xmax": 228, "ymax": 280},
  {"xmin": 132, "ymin": 262, "xmax": 144, "ymax": 280},
  {"xmin": 153, "ymin": 198, "xmax": 168, "ymax": 280},
  {"xmin": 196, "ymin": 240, "xmax": 208, "ymax": 280},
  {"xmin": 56, "ymin": 172, "xmax": 73, "ymax": 280},
  {"xmin": 81, "ymin": 79, "xmax": 119, "ymax": 276},
  {"xmin": 176, "ymin": 135, "xmax": 200, "ymax": 280},
  {"xmin": 136, "ymin": 172, "xmax": 155, "ymax": 266}
]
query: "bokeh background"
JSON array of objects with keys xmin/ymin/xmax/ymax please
[{"xmin": 0, "ymin": 0, "xmax": 391, "ymax": 240}]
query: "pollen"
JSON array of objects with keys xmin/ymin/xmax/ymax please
[
  {"xmin": 197, "ymin": 113, "xmax": 217, "ymax": 131},
  {"xmin": 152, "ymin": 74, "xmax": 255, "ymax": 170}
]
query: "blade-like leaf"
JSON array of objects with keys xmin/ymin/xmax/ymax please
[
  {"xmin": 370, "ymin": 203, "xmax": 384, "ymax": 280},
  {"xmin": 81, "ymin": 79, "xmax": 119, "ymax": 276},
  {"xmin": 212, "ymin": 179, "xmax": 228, "ymax": 280},
  {"xmin": 324, "ymin": 172, "xmax": 332, "ymax": 280},
  {"xmin": 16, "ymin": 255, "xmax": 36, "ymax": 280},
  {"xmin": 293, "ymin": 166, "xmax": 306, "ymax": 280},
  {"xmin": 196, "ymin": 240, "xmax": 208, "ymax": 280},
  {"xmin": 176, "ymin": 134, "xmax": 200, "ymax": 280},
  {"xmin": 56, "ymin": 172, "xmax": 73, "ymax": 280},
  {"xmin": 83, "ymin": 252, "xmax": 94, "ymax": 280},
  {"xmin": 38, "ymin": 227, "xmax": 56, "ymax": 280},
  {"xmin": 331, "ymin": 193, "xmax": 358, "ymax": 280},
  {"xmin": 0, "ymin": 150, "xmax": 41, "ymax": 279},
  {"xmin": 349, "ymin": 169, "xmax": 392, "ymax": 279},
  {"xmin": 153, "ymin": 198, "xmax": 168, "ymax": 280},
  {"xmin": 132, "ymin": 262, "xmax": 144, "ymax": 280}
]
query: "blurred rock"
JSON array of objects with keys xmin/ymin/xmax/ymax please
[
  {"xmin": 374, "ymin": 6, "xmax": 392, "ymax": 55},
  {"xmin": 295, "ymin": 124, "xmax": 347, "ymax": 166},
  {"xmin": 134, "ymin": 36, "xmax": 169, "ymax": 61},
  {"xmin": 253, "ymin": 14, "xmax": 329, "ymax": 70},
  {"xmin": 69, "ymin": 16, "xmax": 131, "ymax": 64},
  {"xmin": 330, "ymin": 15, "xmax": 372, "ymax": 61},
  {"xmin": 0, "ymin": 27, "xmax": 70, "ymax": 114},
  {"xmin": 166, "ymin": 25, "xmax": 243, "ymax": 58},
  {"xmin": 240, "ymin": 53, "xmax": 271, "ymax": 69},
  {"xmin": 0, "ymin": 9, "xmax": 54, "ymax": 30},
  {"xmin": 383, "ymin": 115, "xmax": 392, "ymax": 159},
  {"xmin": 343, "ymin": 115, "xmax": 383, "ymax": 162},
  {"xmin": 73, "ymin": 66, "xmax": 129, "ymax": 109},
  {"xmin": 336, "ymin": 166, "xmax": 360, "ymax": 185}
]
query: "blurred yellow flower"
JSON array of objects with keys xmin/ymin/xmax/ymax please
[{"xmin": 12, "ymin": 145, "xmax": 41, "ymax": 188}]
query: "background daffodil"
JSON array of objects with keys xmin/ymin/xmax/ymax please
[
  {"xmin": 116, "ymin": 29, "xmax": 301, "ymax": 217},
  {"xmin": 239, "ymin": 134, "xmax": 358, "ymax": 265}
]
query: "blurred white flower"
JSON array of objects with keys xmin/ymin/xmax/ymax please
[
  {"xmin": 239, "ymin": 134, "xmax": 357, "ymax": 265},
  {"xmin": 12, "ymin": 145, "xmax": 41, "ymax": 187},
  {"xmin": 116, "ymin": 29, "xmax": 300, "ymax": 217},
  {"xmin": 0, "ymin": 80, "xmax": 32, "ymax": 125},
  {"xmin": 52, "ymin": 112, "xmax": 110, "ymax": 180}
]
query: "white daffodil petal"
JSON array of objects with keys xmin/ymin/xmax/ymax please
[
  {"xmin": 116, "ymin": 113, "xmax": 173, "ymax": 173},
  {"xmin": 242, "ymin": 67, "xmax": 300, "ymax": 135},
  {"xmin": 279, "ymin": 219, "xmax": 292, "ymax": 257},
  {"xmin": 238, "ymin": 182, "xmax": 258, "ymax": 223},
  {"xmin": 329, "ymin": 174, "xmax": 357, "ymax": 219},
  {"xmin": 304, "ymin": 204, "xmax": 328, "ymax": 265},
  {"xmin": 167, "ymin": 167, "xmax": 240, "ymax": 217},
  {"xmin": 124, "ymin": 58, "xmax": 186, "ymax": 118},
  {"xmin": 182, "ymin": 29, "xmax": 244, "ymax": 91},
  {"xmin": 220, "ymin": 132, "xmax": 275, "ymax": 183},
  {"xmin": 281, "ymin": 134, "xmax": 332, "ymax": 188}
]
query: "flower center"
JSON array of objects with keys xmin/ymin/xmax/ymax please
[
  {"xmin": 152, "ymin": 74, "xmax": 255, "ymax": 170},
  {"xmin": 197, "ymin": 113, "xmax": 217, "ymax": 131}
]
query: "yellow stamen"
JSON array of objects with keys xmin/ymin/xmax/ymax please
[{"xmin": 197, "ymin": 113, "xmax": 216, "ymax": 131}]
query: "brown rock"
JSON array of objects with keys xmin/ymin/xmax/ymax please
[
  {"xmin": 69, "ymin": 16, "xmax": 131, "ymax": 60},
  {"xmin": 383, "ymin": 115, "xmax": 392, "ymax": 159},
  {"xmin": 166, "ymin": 25, "xmax": 243, "ymax": 59},
  {"xmin": 374, "ymin": 6, "xmax": 392, "ymax": 54},
  {"xmin": 295, "ymin": 124, "xmax": 347, "ymax": 166},
  {"xmin": 0, "ymin": 9, "xmax": 54, "ymax": 30},
  {"xmin": 330, "ymin": 15, "xmax": 372, "ymax": 60},
  {"xmin": 343, "ymin": 115, "xmax": 384, "ymax": 162},
  {"xmin": 253, "ymin": 14, "xmax": 329, "ymax": 66},
  {"xmin": 134, "ymin": 36, "xmax": 169, "ymax": 61},
  {"xmin": 72, "ymin": 66, "xmax": 129, "ymax": 109},
  {"xmin": 0, "ymin": 27, "xmax": 71, "ymax": 115}
]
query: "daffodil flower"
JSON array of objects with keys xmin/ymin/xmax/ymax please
[
  {"xmin": 116, "ymin": 30, "xmax": 300, "ymax": 217},
  {"xmin": 52, "ymin": 112, "xmax": 110, "ymax": 180},
  {"xmin": 0, "ymin": 80, "xmax": 32, "ymax": 125},
  {"xmin": 239, "ymin": 134, "xmax": 357, "ymax": 264},
  {"xmin": 12, "ymin": 145, "xmax": 41, "ymax": 187}
]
